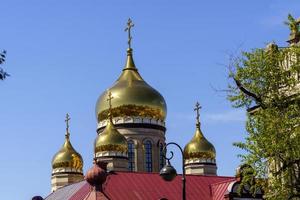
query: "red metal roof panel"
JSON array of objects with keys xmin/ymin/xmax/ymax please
[
  {"xmin": 45, "ymin": 172, "xmax": 234, "ymax": 200},
  {"xmin": 211, "ymin": 179, "xmax": 235, "ymax": 200}
]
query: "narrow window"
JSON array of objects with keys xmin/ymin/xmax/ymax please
[
  {"xmin": 144, "ymin": 140, "xmax": 152, "ymax": 172},
  {"xmin": 128, "ymin": 141, "xmax": 135, "ymax": 171}
]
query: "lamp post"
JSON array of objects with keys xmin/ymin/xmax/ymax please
[{"xmin": 159, "ymin": 142, "xmax": 186, "ymax": 200}]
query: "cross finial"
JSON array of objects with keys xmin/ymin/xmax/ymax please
[
  {"xmin": 194, "ymin": 102, "xmax": 202, "ymax": 125},
  {"xmin": 125, "ymin": 18, "xmax": 134, "ymax": 49},
  {"xmin": 65, "ymin": 113, "xmax": 71, "ymax": 138},
  {"xmin": 106, "ymin": 91, "xmax": 114, "ymax": 120}
]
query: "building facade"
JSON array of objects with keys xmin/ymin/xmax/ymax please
[{"xmin": 42, "ymin": 19, "xmax": 265, "ymax": 200}]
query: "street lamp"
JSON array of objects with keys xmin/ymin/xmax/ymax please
[{"xmin": 159, "ymin": 142, "xmax": 186, "ymax": 200}]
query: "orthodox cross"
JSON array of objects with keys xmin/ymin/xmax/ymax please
[
  {"xmin": 125, "ymin": 18, "xmax": 134, "ymax": 49},
  {"xmin": 106, "ymin": 91, "xmax": 114, "ymax": 119},
  {"xmin": 65, "ymin": 113, "xmax": 71, "ymax": 138},
  {"xmin": 194, "ymin": 102, "xmax": 202, "ymax": 124}
]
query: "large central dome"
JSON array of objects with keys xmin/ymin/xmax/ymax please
[{"xmin": 96, "ymin": 48, "xmax": 167, "ymax": 124}]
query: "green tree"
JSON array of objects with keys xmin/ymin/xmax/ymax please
[
  {"xmin": 0, "ymin": 50, "xmax": 9, "ymax": 80},
  {"xmin": 228, "ymin": 15, "xmax": 300, "ymax": 200}
]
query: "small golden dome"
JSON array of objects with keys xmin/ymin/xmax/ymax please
[
  {"xmin": 95, "ymin": 48, "xmax": 167, "ymax": 123},
  {"xmin": 95, "ymin": 92, "xmax": 128, "ymax": 153},
  {"xmin": 183, "ymin": 103, "xmax": 216, "ymax": 160},
  {"xmin": 52, "ymin": 114, "xmax": 83, "ymax": 171},
  {"xmin": 52, "ymin": 136, "xmax": 83, "ymax": 170},
  {"xmin": 94, "ymin": 118, "xmax": 128, "ymax": 153}
]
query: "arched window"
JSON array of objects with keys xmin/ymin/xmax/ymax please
[
  {"xmin": 159, "ymin": 143, "xmax": 165, "ymax": 170},
  {"xmin": 144, "ymin": 140, "xmax": 152, "ymax": 172},
  {"xmin": 128, "ymin": 140, "xmax": 135, "ymax": 171}
]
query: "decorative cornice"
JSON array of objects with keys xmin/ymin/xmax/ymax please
[
  {"xmin": 52, "ymin": 171, "xmax": 83, "ymax": 176},
  {"xmin": 184, "ymin": 157, "xmax": 216, "ymax": 165},
  {"xmin": 95, "ymin": 150, "xmax": 128, "ymax": 158},
  {"xmin": 98, "ymin": 116, "xmax": 166, "ymax": 130},
  {"xmin": 52, "ymin": 167, "xmax": 83, "ymax": 175}
]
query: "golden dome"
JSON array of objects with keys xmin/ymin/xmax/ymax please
[
  {"xmin": 52, "ymin": 114, "xmax": 83, "ymax": 171},
  {"xmin": 184, "ymin": 103, "xmax": 216, "ymax": 160},
  {"xmin": 52, "ymin": 134, "xmax": 83, "ymax": 170},
  {"xmin": 95, "ymin": 48, "xmax": 167, "ymax": 123},
  {"xmin": 94, "ymin": 118, "xmax": 128, "ymax": 153}
]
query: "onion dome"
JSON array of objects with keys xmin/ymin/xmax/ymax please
[
  {"xmin": 95, "ymin": 92, "xmax": 128, "ymax": 154},
  {"xmin": 52, "ymin": 114, "xmax": 83, "ymax": 172},
  {"xmin": 184, "ymin": 103, "xmax": 216, "ymax": 160},
  {"xmin": 95, "ymin": 19, "xmax": 167, "ymax": 125},
  {"xmin": 85, "ymin": 161, "xmax": 107, "ymax": 187}
]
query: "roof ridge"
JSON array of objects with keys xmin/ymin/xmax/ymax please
[
  {"xmin": 114, "ymin": 171, "xmax": 235, "ymax": 178},
  {"xmin": 210, "ymin": 178, "xmax": 236, "ymax": 187}
]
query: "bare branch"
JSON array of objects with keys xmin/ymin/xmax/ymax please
[{"xmin": 233, "ymin": 77, "xmax": 264, "ymax": 105}]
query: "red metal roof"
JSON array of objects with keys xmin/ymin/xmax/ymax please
[
  {"xmin": 211, "ymin": 179, "xmax": 235, "ymax": 200},
  {"xmin": 45, "ymin": 172, "xmax": 234, "ymax": 200}
]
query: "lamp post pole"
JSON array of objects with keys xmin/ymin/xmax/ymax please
[{"xmin": 161, "ymin": 142, "xmax": 186, "ymax": 200}]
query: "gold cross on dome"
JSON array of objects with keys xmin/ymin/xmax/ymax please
[
  {"xmin": 125, "ymin": 18, "xmax": 134, "ymax": 48},
  {"xmin": 106, "ymin": 91, "xmax": 114, "ymax": 110},
  {"xmin": 194, "ymin": 102, "xmax": 202, "ymax": 123},
  {"xmin": 106, "ymin": 91, "xmax": 114, "ymax": 120},
  {"xmin": 65, "ymin": 113, "xmax": 71, "ymax": 137}
]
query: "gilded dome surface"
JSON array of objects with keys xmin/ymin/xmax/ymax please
[
  {"xmin": 52, "ymin": 136, "xmax": 83, "ymax": 171},
  {"xmin": 95, "ymin": 48, "xmax": 167, "ymax": 123},
  {"xmin": 184, "ymin": 126, "xmax": 216, "ymax": 160},
  {"xmin": 95, "ymin": 119, "xmax": 128, "ymax": 153},
  {"xmin": 184, "ymin": 103, "xmax": 216, "ymax": 160}
]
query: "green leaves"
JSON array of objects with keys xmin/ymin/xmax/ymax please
[{"xmin": 228, "ymin": 40, "xmax": 300, "ymax": 199}]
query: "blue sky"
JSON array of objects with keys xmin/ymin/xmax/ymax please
[{"xmin": 0, "ymin": 1, "xmax": 299, "ymax": 199}]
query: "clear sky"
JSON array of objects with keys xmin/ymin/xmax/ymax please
[{"xmin": 0, "ymin": 0, "xmax": 299, "ymax": 199}]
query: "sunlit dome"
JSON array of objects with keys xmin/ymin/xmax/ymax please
[{"xmin": 95, "ymin": 48, "xmax": 167, "ymax": 124}]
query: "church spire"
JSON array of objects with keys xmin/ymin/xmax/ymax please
[
  {"xmin": 183, "ymin": 102, "xmax": 217, "ymax": 175},
  {"xmin": 124, "ymin": 18, "xmax": 137, "ymax": 71},
  {"xmin": 51, "ymin": 113, "xmax": 84, "ymax": 192}
]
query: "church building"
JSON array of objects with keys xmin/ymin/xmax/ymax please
[{"xmin": 35, "ymin": 19, "xmax": 264, "ymax": 200}]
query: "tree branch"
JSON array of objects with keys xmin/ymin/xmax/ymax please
[{"xmin": 233, "ymin": 77, "xmax": 264, "ymax": 106}]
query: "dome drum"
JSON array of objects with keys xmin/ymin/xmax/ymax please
[
  {"xmin": 184, "ymin": 158, "xmax": 216, "ymax": 165},
  {"xmin": 95, "ymin": 150, "xmax": 128, "ymax": 159},
  {"xmin": 52, "ymin": 167, "xmax": 83, "ymax": 175},
  {"xmin": 97, "ymin": 116, "xmax": 165, "ymax": 130}
]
